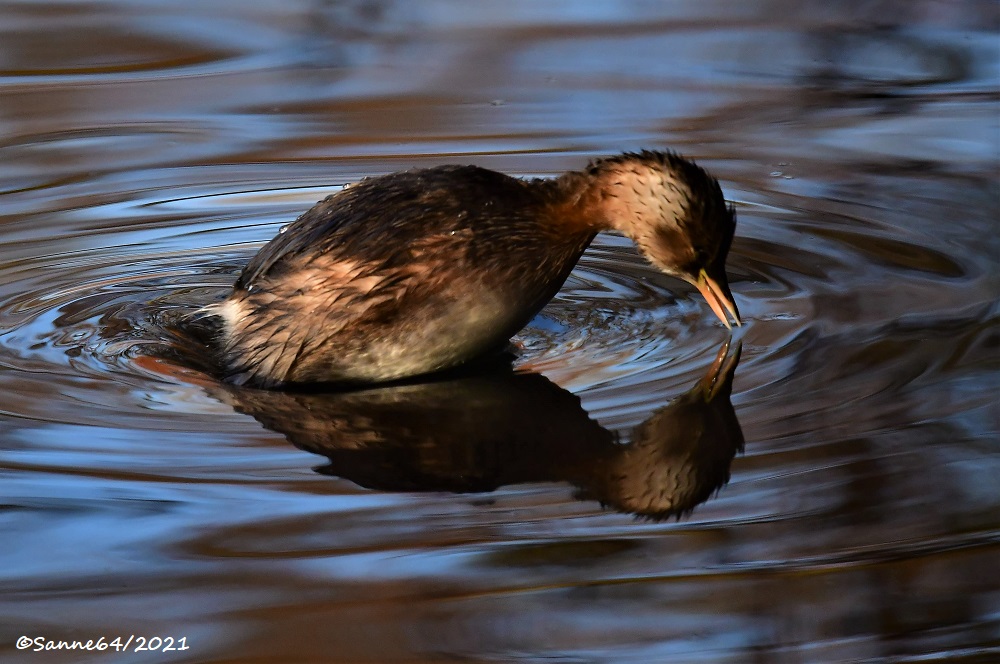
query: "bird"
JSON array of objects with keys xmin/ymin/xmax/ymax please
[{"xmin": 201, "ymin": 150, "xmax": 741, "ymax": 388}]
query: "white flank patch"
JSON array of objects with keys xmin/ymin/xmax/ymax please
[{"xmin": 212, "ymin": 298, "xmax": 248, "ymax": 332}]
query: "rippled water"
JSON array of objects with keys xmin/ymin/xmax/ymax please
[{"xmin": 2, "ymin": 2, "xmax": 998, "ymax": 662}]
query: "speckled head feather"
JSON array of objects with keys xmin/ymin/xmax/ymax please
[{"xmin": 583, "ymin": 150, "xmax": 736, "ymax": 274}]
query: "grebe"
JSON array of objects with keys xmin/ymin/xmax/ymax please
[{"xmin": 205, "ymin": 151, "xmax": 740, "ymax": 388}]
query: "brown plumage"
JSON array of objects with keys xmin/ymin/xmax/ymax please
[{"xmin": 203, "ymin": 151, "xmax": 740, "ymax": 388}]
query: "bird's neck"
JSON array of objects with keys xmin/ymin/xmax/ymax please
[{"xmin": 547, "ymin": 162, "xmax": 690, "ymax": 241}]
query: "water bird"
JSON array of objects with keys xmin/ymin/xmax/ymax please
[{"xmin": 204, "ymin": 151, "xmax": 740, "ymax": 388}]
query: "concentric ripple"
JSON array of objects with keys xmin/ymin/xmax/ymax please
[
  {"xmin": 1, "ymin": 175, "xmax": 993, "ymax": 439},
  {"xmin": 0, "ymin": 183, "xmax": 730, "ymax": 428}
]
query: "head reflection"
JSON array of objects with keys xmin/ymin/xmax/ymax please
[{"xmin": 222, "ymin": 341, "xmax": 744, "ymax": 519}]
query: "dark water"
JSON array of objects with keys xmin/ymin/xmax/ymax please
[{"xmin": 2, "ymin": 2, "xmax": 998, "ymax": 662}]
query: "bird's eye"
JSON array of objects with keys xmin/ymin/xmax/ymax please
[{"xmin": 694, "ymin": 249, "xmax": 709, "ymax": 265}]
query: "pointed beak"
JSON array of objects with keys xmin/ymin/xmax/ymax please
[{"xmin": 691, "ymin": 268, "xmax": 741, "ymax": 329}]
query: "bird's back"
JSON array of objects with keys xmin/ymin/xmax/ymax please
[{"xmin": 238, "ymin": 165, "xmax": 572, "ymax": 288}]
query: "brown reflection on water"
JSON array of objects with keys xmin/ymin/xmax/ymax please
[{"xmin": 223, "ymin": 341, "xmax": 743, "ymax": 519}]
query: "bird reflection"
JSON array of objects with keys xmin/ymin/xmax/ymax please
[{"xmin": 222, "ymin": 341, "xmax": 743, "ymax": 519}]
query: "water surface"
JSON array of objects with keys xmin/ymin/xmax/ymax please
[{"xmin": 1, "ymin": 2, "xmax": 998, "ymax": 662}]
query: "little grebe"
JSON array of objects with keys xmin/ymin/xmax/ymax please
[{"xmin": 206, "ymin": 151, "xmax": 740, "ymax": 388}]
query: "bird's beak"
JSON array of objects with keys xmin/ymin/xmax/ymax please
[{"xmin": 691, "ymin": 268, "xmax": 741, "ymax": 329}]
